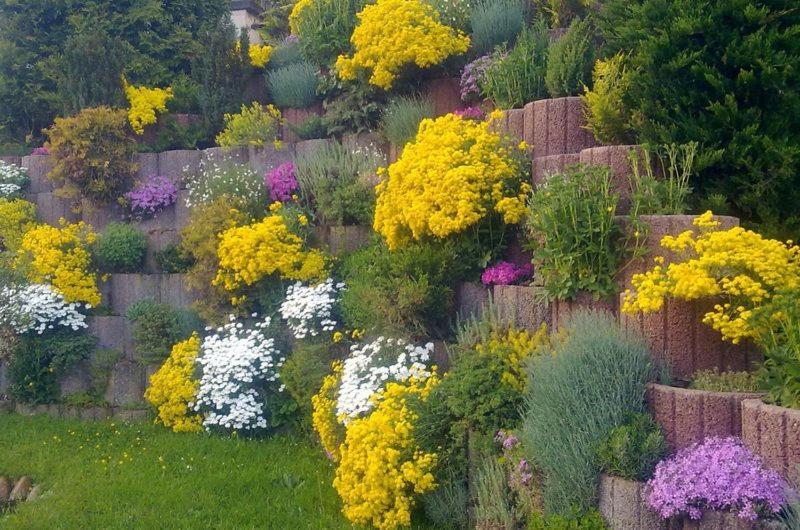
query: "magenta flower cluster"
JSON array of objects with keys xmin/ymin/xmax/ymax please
[
  {"xmin": 481, "ymin": 261, "xmax": 532, "ymax": 286},
  {"xmin": 459, "ymin": 54, "xmax": 494, "ymax": 102},
  {"xmin": 646, "ymin": 437, "xmax": 789, "ymax": 521},
  {"xmin": 454, "ymin": 107, "xmax": 486, "ymax": 120},
  {"xmin": 265, "ymin": 162, "xmax": 299, "ymax": 202},
  {"xmin": 125, "ymin": 174, "xmax": 178, "ymax": 218}
]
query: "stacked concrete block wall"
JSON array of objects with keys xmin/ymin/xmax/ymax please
[
  {"xmin": 578, "ymin": 145, "xmax": 644, "ymax": 213},
  {"xmin": 742, "ymin": 399, "xmax": 800, "ymax": 483},
  {"xmin": 281, "ymin": 104, "xmax": 324, "ymax": 143},
  {"xmin": 549, "ymin": 291, "xmax": 618, "ymax": 331},
  {"xmin": 598, "ymin": 474, "xmax": 666, "ymax": 530},
  {"xmin": 421, "ymin": 77, "xmax": 465, "ymax": 116},
  {"xmin": 492, "ymin": 285, "xmax": 551, "ymax": 332},
  {"xmin": 455, "ymin": 282, "xmax": 489, "ymax": 321}
]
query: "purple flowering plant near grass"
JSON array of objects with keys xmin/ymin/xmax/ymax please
[
  {"xmin": 265, "ymin": 161, "xmax": 299, "ymax": 202},
  {"xmin": 125, "ymin": 174, "xmax": 178, "ymax": 219},
  {"xmin": 646, "ymin": 436, "xmax": 790, "ymax": 521},
  {"xmin": 481, "ymin": 261, "xmax": 532, "ymax": 286},
  {"xmin": 460, "ymin": 54, "xmax": 495, "ymax": 102}
]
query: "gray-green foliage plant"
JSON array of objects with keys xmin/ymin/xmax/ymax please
[
  {"xmin": 596, "ymin": 412, "xmax": 667, "ymax": 481},
  {"xmin": 545, "ymin": 17, "xmax": 595, "ymax": 98},
  {"xmin": 474, "ymin": 456, "xmax": 516, "ymax": 529},
  {"xmin": 421, "ymin": 473, "xmax": 470, "ymax": 529},
  {"xmin": 380, "ymin": 96, "xmax": 435, "ymax": 147},
  {"xmin": 521, "ymin": 310, "xmax": 654, "ymax": 515},
  {"xmin": 94, "ymin": 222, "xmax": 148, "ymax": 273},
  {"xmin": 469, "ymin": 0, "xmax": 526, "ymax": 56},
  {"xmin": 125, "ymin": 299, "xmax": 202, "ymax": 363},
  {"xmin": 267, "ymin": 61, "xmax": 320, "ymax": 108}
]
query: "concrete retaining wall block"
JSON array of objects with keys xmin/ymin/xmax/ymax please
[
  {"xmin": 532, "ymin": 96, "xmax": 596, "ymax": 158},
  {"xmin": 742, "ymin": 399, "xmax": 800, "ymax": 483}
]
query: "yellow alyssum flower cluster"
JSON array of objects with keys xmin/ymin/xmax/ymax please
[
  {"xmin": 288, "ymin": 0, "xmax": 316, "ymax": 34},
  {"xmin": 311, "ymin": 361, "xmax": 345, "ymax": 461},
  {"xmin": 335, "ymin": 0, "xmax": 470, "ymax": 89},
  {"xmin": 214, "ymin": 214, "xmax": 326, "ymax": 295},
  {"xmin": 334, "ymin": 375, "xmax": 439, "ymax": 530},
  {"xmin": 475, "ymin": 324, "xmax": 548, "ymax": 393},
  {"xmin": 144, "ymin": 334, "xmax": 203, "ymax": 433},
  {"xmin": 16, "ymin": 220, "xmax": 100, "ymax": 306},
  {"xmin": 124, "ymin": 82, "xmax": 173, "ymax": 134},
  {"xmin": 215, "ymin": 102, "xmax": 283, "ymax": 148},
  {"xmin": 623, "ymin": 211, "xmax": 800, "ymax": 343},
  {"xmin": 374, "ymin": 112, "xmax": 530, "ymax": 250},
  {"xmin": 248, "ymin": 43, "xmax": 273, "ymax": 68},
  {"xmin": 0, "ymin": 198, "xmax": 37, "ymax": 259}
]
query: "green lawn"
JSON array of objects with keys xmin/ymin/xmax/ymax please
[{"xmin": 0, "ymin": 412, "xmax": 430, "ymax": 530}]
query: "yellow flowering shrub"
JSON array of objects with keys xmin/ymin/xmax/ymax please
[
  {"xmin": 124, "ymin": 82, "xmax": 173, "ymax": 134},
  {"xmin": 623, "ymin": 211, "xmax": 800, "ymax": 343},
  {"xmin": 16, "ymin": 220, "xmax": 100, "ymax": 306},
  {"xmin": 474, "ymin": 324, "xmax": 548, "ymax": 393},
  {"xmin": 213, "ymin": 213, "xmax": 326, "ymax": 296},
  {"xmin": 311, "ymin": 361, "xmax": 345, "ymax": 461},
  {"xmin": 144, "ymin": 334, "xmax": 203, "ymax": 433},
  {"xmin": 248, "ymin": 43, "xmax": 273, "ymax": 68},
  {"xmin": 335, "ymin": 0, "xmax": 470, "ymax": 89},
  {"xmin": 215, "ymin": 102, "xmax": 283, "ymax": 148},
  {"xmin": 373, "ymin": 112, "xmax": 530, "ymax": 250},
  {"xmin": 0, "ymin": 198, "xmax": 37, "ymax": 259},
  {"xmin": 334, "ymin": 375, "xmax": 439, "ymax": 530}
]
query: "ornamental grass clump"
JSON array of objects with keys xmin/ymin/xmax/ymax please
[
  {"xmin": 380, "ymin": 96, "xmax": 435, "ymax": 148},
  {"xmin": 335, "ymin": 0, "xmax": 470, "ymax": 90},
  {"xmin": 647, "ymin": 437, "xmax": 789, "ymax": 521},
  {"xmin": 521, "ymin": 310, "xmax": 654, "ymax": 516},
  {"xmin": 266, "ymin": 62, "xmax": 320, "ymax": 109},
  {"xmin": 373, "ymin": 112, "xmax": 530, "ymax": 252},
  {"xmin": 125, "ymin": 175, "xmax": 178, "ymax": 219},
  {"xmin": 469, "ymin": 0, "xmax": 525, "ymax": 56},
  {"xmin": 145, "ymin": 334, "xmax": 203, "ymax": 433}
]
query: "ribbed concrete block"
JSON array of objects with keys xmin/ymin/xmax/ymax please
[
  {"xmin": 133, "ymin": 152, "xmax": 159, "ymax": 179},
  {"xmin": 742, "ymin": 399, "xmax": 800, "ymax": 483},
  {"xmin": 523, "ymin": 101, "xmax": 536, "ymax": 148},
  {"xmin": 532, "ymin": 153, "xmax": 580, "ymax": 186},
  {"xmin": 455, "ymin": 282, "xmax": 489, "ymax": 321},
  {"xmin": 22, "ymin": 154, "xmax": 55, "ymax": 193},
  {"xmin": 31, "ymin": 191, "xmax": 80, "ymax": 226},
  {"xmin": 110, "ymin": 274, "xmax": 160, "ymax": 315},
  {"xmin": 282, "ymin": 104, "xmax": 323, "ymax": 144},
  {"xmin": 550, "ymin": 291, "xmax": 617, "ymax": 331},
  {"xmin": 294, "ymin": 138, "xmax": 332, "ymax": 158},
  {"xmin": 325, "ymin": 225, "xmax": 372, "ymax": 255},
  {"xmin": 87, "ymin": 316, "xmax": 132, "ymax": 354},
  {"xmin": 421, "ymin": 77, "xmax": 465, "ymax": 117},
  {"xmin": 104, "ymin": 360, "xmax": 146, "ymax": 405},
  {"xmin": 159, "ymin": 273, "xmax": 198, "ymax": 308},
  {"xmin": 620, "ymin": 295, "xmax": 760, "ymax": 381},
  {"xmin": 598, "ymin": 474, "xmax": 666, "ymax": 530},
  {"xmin": 579, "ymin": 145, "xmax": 645, "ymax": 214},
  {"xmin": 532, "ymin": 96, "xmax": 596, "ymax": 158},
  {"xmin": 342, "ymin": 132, "xmax": 386, "ymax": 154},
  {"xmin": 492, "ymin": 284, "xmax": 551, "ymax": 332},
  {"xmin": 175, "ymin": 190, "xmax": 191, "ymax": 230},
  {"xmin": 647, "ymin": 384, "xmax": 763, "ymax": 451},
  {"xmin": 136, "ymin": 202, "xmax": 177, "ymax": 234},
  {"xmin": 247, "ymin": 144, "xmax": 294, "ymax": 176},
  {"xmin": 494, "ymin": 108, "xmax": 525, "ymax": 141},
  {"xmin": 202, "ymin": 146, "xmax": 249, "ymax": 166},
  {"xmin": 81, "ymin": 199, "xmax": 125, "ymax": 231},
  {"xmin": 1, "ymin": 155, "xmax": 21, "ymax": 166},
  {"xmin": 59, "ymin": 360, "xmax": 93, "ymax": 397},
  {"xmin": 157, "ymin": 150, "xmax": 201, "ymax": 183}
]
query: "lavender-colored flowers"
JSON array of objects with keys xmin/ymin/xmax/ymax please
[
  {"xmin": 646, "ymin": 436, "xmax": 789, "ymax": 521},
  {"xmin": 481, "ymin": 261, "xmax": 532, "ymax": 286},
  {"xmin": 460, "ymin": 54, "xmax": 494, "ymax": 102},
  {"xmin": 125, "ymin": 174, "xmax": 178, "ymax": 219},
  {"xmin": 265, "ymin": 162, "xmax": 298, "ymax": 202}
]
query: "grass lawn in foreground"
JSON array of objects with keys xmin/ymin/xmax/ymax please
[{"xmin": 0, "ymin": 413, "xmax": 433, "ymax": 529}]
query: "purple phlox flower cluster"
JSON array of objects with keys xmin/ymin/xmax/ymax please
[
  {"xmin": 481, "ymin": 261, "xmax": 532, "ymax": 286},
  {"xmin": 31, "ymin": 146, "xmax": 49, "ymax": 155},
  {"xmin": 454, "ymin": 106, "xmax": 486, "ymax": 120},
  {"xmin": 496, "ymin": 429, "xmax": 520, "ymax": 450},
  {"xmin": 265, "ymin": 162, "xmax": 298, "ymax": 202},
  {"xmin": 459, "ymin": 54, "xmax": 494, "ymax": 102},
  {"xmin": 646, "ymin": 436, "xmax": 789, "ymax": 521},
  {"xmin": 125, "ymin": 175, "xmax": 178, "ymax": 218}
]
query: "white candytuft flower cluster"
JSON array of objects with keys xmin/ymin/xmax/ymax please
[
  {"xmin": 195, "ymin": 314, "xmax": 285, "ymax": 432},
  {"xmin": 0, "ymin": 283, "xmax": 88, "ymax": 334},
  {"xmin": 0, "ymin": 161, "xmax": 29, "ymax": 198},
  {"xmin": 279, "ymin": 278, "xmax": 345, "ymax": 339},
  {"xmin": 183, "ymin": 154, "xmax": 265, "ymax": 208},
  {"xmin": 336, "ymin": 336, "xmax": 433, "ymax": 422}
]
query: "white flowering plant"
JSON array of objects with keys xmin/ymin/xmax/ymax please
[
  {"xmin": 194, "ymin": 314, "xmax": 286, "ymax": 433},
  {"xmin": 279, "ymin": 278, "xmax": 345, "ymax": 340},
  {"xmin": 183, "ymin": 154, "xmax": 267, "ymax": 214},
  {"xmin": 0, "ymin": 161, "xmax": 29, "ymax": 198},
  {"xmin": 0, "ymin": 283, "xmax": 88, "ymax": 335},
  {"xmin": 336, "ymin": 336, "xmax": 433, "ymax": 422}
]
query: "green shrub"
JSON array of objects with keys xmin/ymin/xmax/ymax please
[
  {"xmin": 469, "ymin": 0, "xmax": 526, "ymax": 56},
  {"xmin": 538, "ymin": 0, "xmax": 596, "ymax": 28},
  {"xmin": 525, "ymin": 164, "xmax": 632, "ymax": 301},
  {"xmin": 427, "ymin": 0, "xmax": 475, "ymax": 32},
  {"xmin": 580, "ymin": 53, "xmax": 634, "ymax": 145},
  {"xmin": 291, "ymin": 0, "xmax": 364, "ymax": 67},
  {"xmin": 338, "ymin": 240, "xmax": 462, "ymax": 337},
  {"xmin": 380, "ymin": 96, "xmax": 435, "ymax": 147},
  {"xmin": 126, "ymin": 299, "xmax": 201, "ymax": 363},
  {"xmin": 45, "ymin": 107, "xmax": 137, "ymax": 206},
  {"xmin": 596, "ymin": 412, "xmax": 667, "ymax": 481},
  {"xmin": 166, "ymin": 74, "xmax": 202, "ymax": 115},
  {"xmin": 293, "ymin": 140, "xmax": 382, "ymax": 225},
  {"xmin": 689, "ymin": 369, "xmax": 763, "ymax": 393},
  {"xmin": 267, "ymin": 61, "xmax": 320, "ymax": 108},
  {"xmin": 140, "ymin": 116, "xmax": 207, "ymax": 153},
  {"xmin": 154, "ymin": 244, "xmax": 196, "ymax": 273},
  {"xmin": 215, "ymin": 102, "xmax": 283, "ymax": 147},
  {"xmin": 598, "ymin": 0, "xmax": 800, "ymax": 231},
  {"xmin": 269, "ymin": 37, "xmax": 304, "ymax": 68},
  {"xmin": 628, "ymin": 143, "xmax": 696, "ymax": 216},
  {"xmin": 482, "ymin": 21, "xmax": 550, "ymax": 109},
  {"xmin": 94, "ymin": 222, "xmax": 148, "ymax": 273},
  {"xmin": 527, "ymin": 509, "xmax": 608, "ymax": 530},
  {"xmin": 280, "ymin": 341, "xmax": 337, "ymax": 424},
  {"xmin": 545, "ymin": 17, "xmax": 594, "ymax": 98},
  {"xmin": 8, "ymin": 329, "xmax": 97, "ymax": 404},
  {"xmin": 321, "ymin": 78, "xmax": 384, "ymax": 136},
  {"xmin": 288, "ymin": 115, "xmax": 328, "ymax": 140},
  {"xmin": 521, "ymin": 310, "xmax": 653, "ymax": 515}
]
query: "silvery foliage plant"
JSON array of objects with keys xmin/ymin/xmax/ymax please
[
  {"xmin": 337, "ymin": 337, "xmax": 433, "ymax": 423},
  {"xmin": 279, "ymin": 278, "xmax": 345, "ymax": 340},
  {"xmin": 0, "ymin": 283, "xmax": 88, "ymax": 334},
  {"xmin": 195, "ymin": 314, "xmax": 285, "ymax": 432},
  {"xmin": 0, "ymin": 161, "xmax": 29, "ymax": 198}
]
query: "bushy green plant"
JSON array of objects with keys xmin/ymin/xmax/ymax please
[
  {"xmin": 482, "ymin": 21, "xmax": 550, "ymax": 109},
  {"xmin": 469, "ymin": 0, "xmax": 526, "ymax": 56},
  {"xmin": 126, "ymin": 299, "xmax": 201, "ymax": 363},
  {"xmin": 267, "ymin": 61, "xmax": 320, "ymax": 108},
  {"xmin": 538, "ymin": 0, "xmax": 596, "ymax": 28},
  {"xmin": 288, "ymin": 115, "xmax": 328, "ymax": 140},
  {"xmin": 596, "ymin": 412, "xmax": 667, "ymax": 481},
  {"xmin": 474, "ymin": 456, "xmax": 516, "ymax": 529},
  {"xmin": 94, "ymin": 222, "xmax": 148, "ymax": 273},
  {"xmin": 291, "ymin": 0, "xmax": 365, "ymax": 67},
  {"xmin": 580, "ymin": 53, "xmax": 634, "ymax": 145},
  {"xmin": 628, "ymin": 143, "xmax": 696, "ymax": 216},
  {"xmin": 8, "ymin": 329, "xmax": 97, "ymax": 404},
  {"xmin": 525, "ymin": 164, "xmax": 631, "ymax": 301},
  {"xmin": 280, "ymin": 341, "xmax": 337, "ymax": 424},
  {"xmin": 545, "ymin": 17, "xmax": 594, "ymax": 98},
  {"xmin": 338, "ymin": 240, "xmax": 463, "ymax": 337},
  {"xmin": 521, "ymin": 310, "xmax": 654, "ymax": 515},
  {"xmin": 154, "ymin": 244, "xmax": 195, "ymax": 273},
  {"xmin": 293, "ymin": 140, "xmax": 382, "ymax": 225},
  {"xmin": 527, "ymin": 509, "xmax": 608, "ymax": 530},
  {"xmin": 689, "ymin": 369, "xmax": 763, "ymax": 393},
  {"xmin": 380, "ymin": 96, "xmax": 435, "ymax": 147},
  {"xmin": 598, "ymin": 0, "xmax": 800, "ymax": 231},
  {"xmin": 45, "ymin": 107, "xmax": 137, "ymax": 206},
  {"xmin": 140, "ymin": 117, "xmax": 207, "ymax": 152},
  {"xmin": 321, "ymin": 77, "xmax": 385, "ymax": 136},
  {"xmin": 166, "ymin": 74, "xmax": 202, "ymax": 115}
]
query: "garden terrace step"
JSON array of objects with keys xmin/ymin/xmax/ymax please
[
  {"xmin": 455, "ymin": 282, "xmax": 489, "ymax": 321},
  {"xmin": 104, "ymin": 360, "xmax": 147, "ymax": 405},
  {"xmin": 294, "ymin": 138, "xmax": 332, "ymax": 158},
  {"xmin": 20, "ymin": 154, "xmax": 55, "ymax": 193},
  {"xmin": 646, "ymin": 383, "xmax": 764, "ymax": 451},
  {"xmin": 742, "ymin": 399, "xmax": 800, "ymax": 483},
  {"xmin": 281, "ymin": 103, "xmax": 324, "ymax": 144},
  {"xmin": 87, "ymin": 316, "xmax": 134, "ymax": 358},
  {"xmin": 106, "ymin": 273, "xmax": 198, "ymax": 315},
  {"xmin": 156, "ymin": 149, "xmax": 201, "ymax": 181},
  {"xmin": 598, "ymin": 474, "xmax": 666, "ymax": 530},
  {"xmin": 550, "ymin": 291, "xmax": 618, "ymax": 331},
  {"xmin": 620, "ymin": 294, "xmax": 761, "ymax": 381},
  {"xmin": 531, "ymin": 153, "xmax": 580, "ymax": 186},
  {"xmin": 532, "ymin": 96, "xmax": 597, "ymax": 158},
  {"xmin": 421, "ymin": 77, "xmax": 465, "ymax": 116},
  {"xmin": 492, "ymin": 284, "xmax": 551, "ymax": 332}
]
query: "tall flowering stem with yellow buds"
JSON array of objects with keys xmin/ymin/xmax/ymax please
[
  {"xmin": 373, "ymin": 111, "xmax": 530, "ymax": 260},
  {"xmin": 623, "ymin": 211, "xmax": 800, "ymax": 344},
  {"xmin": 123, "ymin": 81, "xmax": 173, "ymax": 135},
  {"xmin": 336, "ymin": 0, "xmax": 470, "ymax": 90}
]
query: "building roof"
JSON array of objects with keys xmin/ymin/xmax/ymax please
[{"xmin": 230, "ymin": 0, "xmax": 261, "ymax": 16}]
